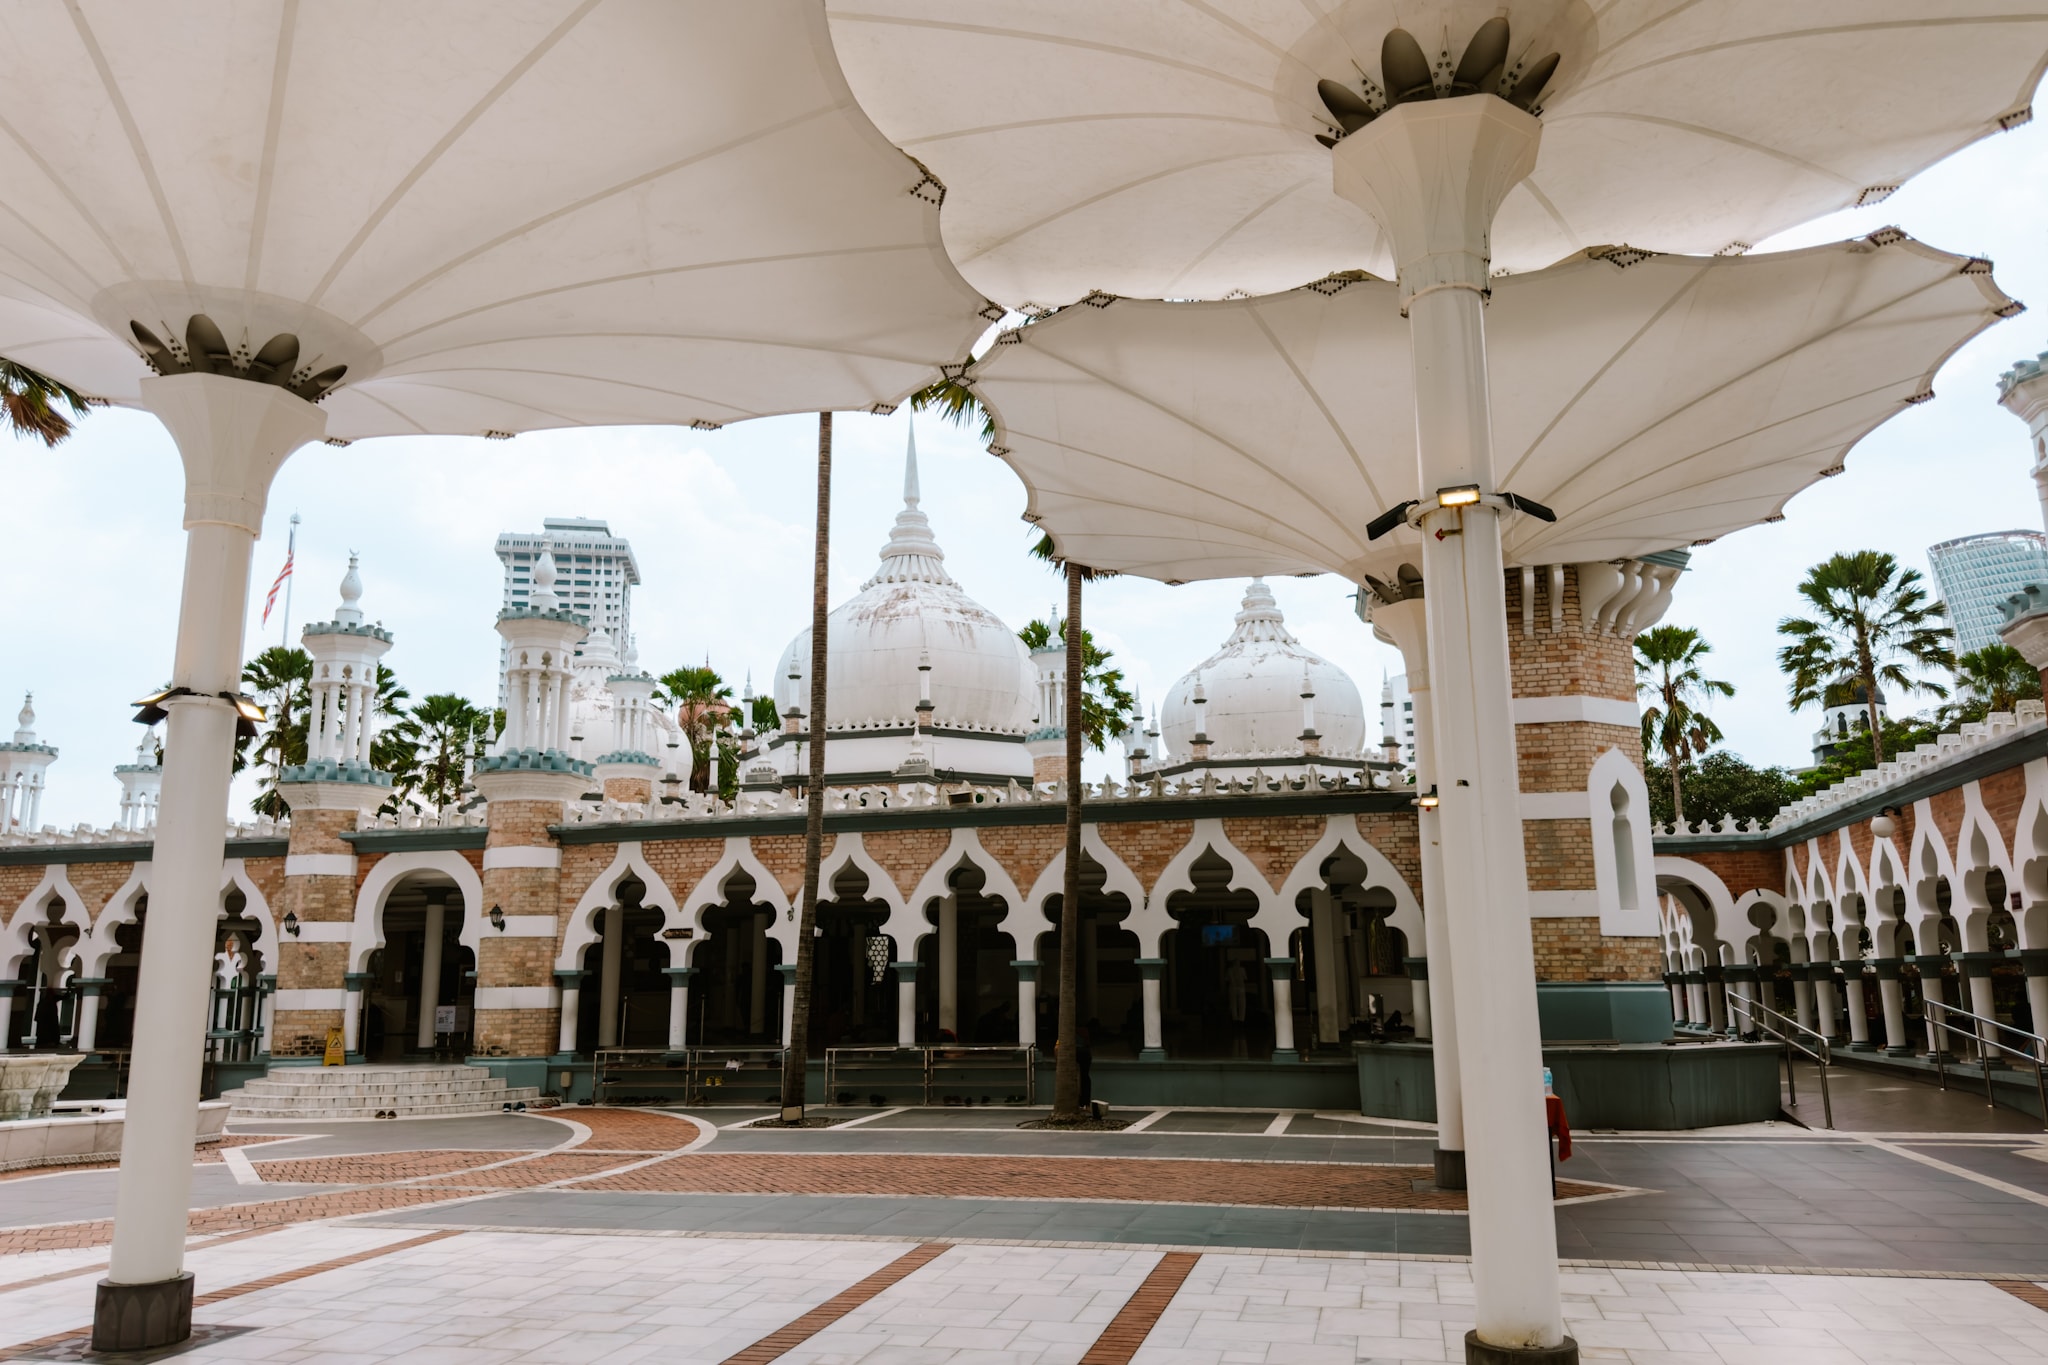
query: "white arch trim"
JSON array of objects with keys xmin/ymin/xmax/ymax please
[
  {"xmin": 1588, "ymin": 746, "xmax": 1658, "ymax": 936},
  {"xmin": 555, "ymin": 842, "xmax": 683, "ymax": 972},
  {"xmin": 1267, "ymin": 813, "xmax": 1425, "ymax": 956},
  {"xmin": 1024, "ymin": 829, "xmax": 1150, "ymax": 954},
  {"xmin": 1653, "ymin": 854, "xmax": 1736, "ymax": 957},
  {"xmin": 350, "ymin": 850, "xmax": 487, "ymax": 974},
  {"xmin": 3, "ymin": 864, "xmax": 91, "ymax": 977},
  {"xmin": 901, "ymin": 827, "xmax": 1032, "ymax": 957},
  {"xmin": 678, "ymin": 837, "xmax": 795, "ymax": 956}
]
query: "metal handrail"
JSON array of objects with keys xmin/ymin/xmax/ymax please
[
  {"xmin": 1924, "ymin": 1000, "xmax": 2048, "ymax": 1130},
  {"xmin": 824, "ymin": 1044, "xmax": 1037, "ymax": 1106},
  {"xmin": 1728, "ymin": 992, "xmax": 1833, "ymax": 1130}
]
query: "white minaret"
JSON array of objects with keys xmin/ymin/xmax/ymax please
[
  {"xmin": 301, "ymin": 555, "xmax": 395, "ymax": 773},
  {"xmin": 0, "ymin": 694, "xmax": 57, "ymax": 834},
  {"xmin": 492, "ymin": 547, "xmax": 589, "ymax": 756},
  {"xmin": 115, "ymin": 731, "xmax": 162, "ymax": 832},
  {"xmin": 1999, "ymin": 349, "xmax": 2048, "ymax": 535},
  {"xmin": 595, "ymin": 632, "xmax": 662, "ymax": 802}
]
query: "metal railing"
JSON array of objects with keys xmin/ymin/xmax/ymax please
[
  {"xmin": 1728, "ymin": 992, "xmax": 1834, "ymax": 1130},
  {"xmin": 823, "ymin": 1044, "xmax": 1037, "ymax": 1107},
  {"xmin": 1924, "ymin": 1000, "xmax": 2048, "ymax": 1131}
]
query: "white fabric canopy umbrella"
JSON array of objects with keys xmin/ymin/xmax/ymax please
[
  {"xmin": 971, "ymin": 236, "xmax": 2014, "ymax": 584},
  {"xmin": 0, "ymin": 5, "xmax": 992, "ymax": 1343},
  {"xmin": 0, "ymin": 0, "xmax": 992, "ymax": 434},
  {"xmin": 826, "ymin": 0, "xmax": 2048, "ymax": 309}
]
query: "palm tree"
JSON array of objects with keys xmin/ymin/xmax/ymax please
[
  {"xmin": 241, "ymin": 646, "xmax": 312, "ymax": 816},
  {"xmin": 1952, "ymin": 642, "xmax": 2043, "ymax": 716},
  {"xmin": 403, "ymin": 694, "xmax": 495, "ymax": 813},
  {"xmin": 1018, "ymin": 616, "xmax": 1138, "ymax": 753},
  {"xmin": 781, "ymin": 412, "xmax": 833, "ymax": 1123},
  {"xmin": 1634, "ymin": 625, "xmax": 1734, "ymax": 826},
  {"xmin": 1777, "ymin": 551, "xmax": 1953, "ymax": 764},
  {"xmin": 655, "ymin": 665, "xmax": 734, "ymax": 792},
  {"xmin": 0, "ymin": 359, "xmax": 92, "ymax": 446}
]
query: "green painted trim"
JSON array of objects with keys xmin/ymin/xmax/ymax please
[
  {"xmin": 343, "ymin": 828, "xmax": 487, "ymax": 853},
  {"xmin": 0, "ymin": 836, "xmax": 287, "ymax": 867}
]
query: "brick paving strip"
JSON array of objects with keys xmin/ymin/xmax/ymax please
[
  {"xmin": 572, "ymin": 1152, "xmax": 1606, "ymax": 1211},
  {"xmin": 1992, "ymin": 1280, "xmax": 2048, "ymax": 1313},
  {"xmin": 1080, "ymin": 1252, "xmax": 1200, "ymax": 1365},
  {"xmin": 718, "ymin": 1243, "xmax": 951, "ymax": 1364},
  {"xmin": 0, "ymin": 1229, "xmax": 460, "ymax": 1362}
]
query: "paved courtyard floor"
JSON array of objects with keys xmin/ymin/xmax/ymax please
[{"xmin": 0, "ymin": 1102, "xmax": 2044, "ymax": 1362}]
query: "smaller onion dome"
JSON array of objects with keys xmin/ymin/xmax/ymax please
[{"xmin": 1161, "ymin": 579, "xmax": 1366, "ymax": 760}]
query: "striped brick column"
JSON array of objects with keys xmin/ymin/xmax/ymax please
[
  {"xmin": 271, "ymin": 788, "xmax": 382, "ymax": 1059},
  {"xmin": 472, "ymin": 767, "xmax": 588, "ymax": 1061},
  {"xmin": 1507, "ymin": 562, "xmax": 1672, "ymax": 1008}
]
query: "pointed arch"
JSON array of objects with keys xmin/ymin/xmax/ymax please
[
  {"xmin": 1147, "ymin": 818, "xmax": 1278, "ymax": 950},
  {"xmin": 220, "ymin": 858, "xmax": 279, "ymax": 973},
  {"xmin": 349, "ymin": 851, "xmax": 486, "ymax": 974},
  {"xmin": 813, "ymin": 831, "xmax": 914, "ymax": 950},
  {"xmin": 1907, "ymin": 800, "xmax": 1958, "ymax": 944},
  {"xmin": 1268, "ymin": 814, "xmax": 1424, "ymax": 953},
  {"xmin": 1734, "ymin": 888, "xmax": 1793, "ymax": 964},
  {"xmin": 3, "ymin": 864, "xmax": 91, "ymax": 977},
  {"xmin": 2014, "ymin": 756, "xmax": 2048, "ymax": 949},
  {"xmin": 1653, "ymin": 854, "xmax": 1736, "ymax": 962},
  {"xmin": 902, "ymin": 827, "xmax": 1029, "ymax": 954},
  {"xmin": 556, "ymin": 842, "xmax": 684, "ymax": 972},
  {"xmin": 1954, "ymin": 782, "xmax": 2016, "ymax": 952},
  {"xmin": 1588, "ymin": 747, "xmax": 1657, "ymax": 935},
  {"xmin": 678, "ymin": 837, "xmax": 795, "ymax": 955},
  {"xmin": 1025, "ymin": 829, "xmax": 1150, "ymax": 952},
  {"xmin": 79, "ymin": 865, "xmax": 151, "ymax": 977}
]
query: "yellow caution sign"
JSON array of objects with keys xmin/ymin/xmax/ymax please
[{"xmin": 323, "ymin": 1026, "xmax": 345, "ymax": 1066}]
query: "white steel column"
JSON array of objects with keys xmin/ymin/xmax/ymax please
[
  {"xmin": 1812, "ymin": 971, "xmax": 1839, "ymax": 1040},
  {"xmin": 1878, "ymin": 970, "xmax": 1910, "ymax": 1051},
  {"xmin": 1269, "ymin": 960, "xmax": 1297, "ymax": 1056},
  {"xmin": 1015, "ymin": 961, "xmax": 1038, "ymax": 1047},
  {"xmin": 1334, "ymin": 96, "xmax": 1561, "ymax": 1352},
  {"xmin": 667, "ymin": 968, "xmax": 691, "ymax": 1051},
  {"xmin": 1370, "ymin": 599, "xmax": 1465, "ymax": 1187},
  {"xmin": 557, "ymin": 979, "xmax": 581, "ymax": 1054},
  {"xmin": 416, "ymin": 896, "xmax": 446, "ymax": 1049},
  {"xmin": 597, "ymin": 905, "xmax": 625, "ymax": 1049},
  {"xmin": 107, "ymin": 376, "xmax": 323, "ymax": 1304},
  {"xmin": 1792, "ymin": 973, "xmax": 1815, "ymax": 1032},
  {"xmin": 896, "ymin": 963, "xmax": 917, "ymax": 1046}
]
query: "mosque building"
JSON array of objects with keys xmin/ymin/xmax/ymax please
[{"xmin": 27, "ymin": 422, "xmax": 2029, "ymax": 1133}]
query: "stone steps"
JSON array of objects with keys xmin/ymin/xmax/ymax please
[{"xmin": 223, "ymin": 1064, "xmax": 542, "ymax": 1120}]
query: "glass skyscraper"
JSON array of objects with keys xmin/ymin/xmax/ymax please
[{"xmin": 1927, "ymin": 530, "xmax": 2048, "ymax": 655}]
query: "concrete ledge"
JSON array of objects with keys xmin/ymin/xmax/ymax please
[
  {"xmin": 1356, "ymin": 1040, "xmax": 1781, "ymax": 1130},
  {"xmin": 0, "ymin": 1099, "xmax": 229, "ymax": 1172}
]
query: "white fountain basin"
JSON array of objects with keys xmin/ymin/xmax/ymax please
[
  {"xmin": 0, "ymin": 1052, "xmax": 86, "ymax": 1120},
  {"xmin": 0, "ymin": 1099, "xmax": 230, "ymax": 1173}
]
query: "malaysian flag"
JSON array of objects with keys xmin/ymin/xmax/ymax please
[{"xmin": 261, "ymin": 545, "xmax": 294, "ymax": 625}]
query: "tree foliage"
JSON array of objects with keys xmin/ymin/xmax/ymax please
[
  {"xmin": 386, "ymin": 692, "xmax": 496, "ymax": 813},
  {"xmin": 1634, "ymin": 624, "xmax": 1733, "ymax": 827},
  {"xmin": 240, "ymin": 646, "xmax": 312, "ymax": 816},
  {"xmin": 1946, "ymin": 643, "xmax": 2042, "ymax": 721},
  {"xmin": 657, "ymin": 664, "xmax": 735, "ymax": 792},
  {"xmin": 1643, "ymin": 750, "xmax": 1801, "ymax": 829},
  {"xmin": 1777, "ymin": 550, "xmax": 1952, "ymax": 764},
  {"xmin": 0, "ymin": 359, "xmax": 92, "ymax": 447}
]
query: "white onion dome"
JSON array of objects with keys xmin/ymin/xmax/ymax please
[
  {"xmin": 776, "ymin": 427, "xmax": 1035, "ymax": 737},
  {"xmin": 1162, "ymin": 580, "xmax": 1366, "ymax": 760}
]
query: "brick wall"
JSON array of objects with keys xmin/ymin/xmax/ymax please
[
  {"xmin": 1099, "ymin": 820, "xmax": 1196, "ymax": 896},
  {"xmin": 1528, "ymin": 916, "xmax": 1661, "ymax": 982},
  {"xmin": 476, "ymin": 798, "xmax": 566, "ymax": 1057}
]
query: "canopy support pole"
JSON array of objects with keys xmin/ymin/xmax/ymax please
[
  {"xmin": 1335, "ymin": 96, "xmax": 1572, "ymax": 1363},
  {"xmin": 96, "ymin": 374, "xmax": 324, "ymax": 1353}
]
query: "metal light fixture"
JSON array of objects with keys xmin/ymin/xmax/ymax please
[
  {"xmin": 282, "ymin": 910, "xmax": 299, "ymax": 938},
  {"xmin": 131, "ymin": 686, "xmax": 265, "ymax": 739},
  {"xmin": 488, "ymin": 905, "xmax": 506, "ymax": 931},
  {"xmin": 1415, "ymin": 785, "xmax": 1440, "ymax": 810},
  {"xmin": 1436, "ymin": 483, "xmax": 1482, "ymax": 508},
  {"xmin": 1365, "ymin": 487, "xmax": 1555, "ymax": 541},
  {"xmin": 1870, "ymin": 805, "xmax": 1903, "ymax": 839}
]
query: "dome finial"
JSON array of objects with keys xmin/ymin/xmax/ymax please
[
  {"xmin": 335, "ymin": 552, "xmax": 364, "ymax": 626},
  {"xmin": 14, "ymin": 693, "xmax": 34, "ymax": 744},
  {"xmin": 871, "ymin": 422, "xmax": 950, "ymax": 582}
]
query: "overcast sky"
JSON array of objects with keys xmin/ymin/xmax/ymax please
[{"xmin": 7, "ymin": 121, "xmax": 2048, "ymax": 833}]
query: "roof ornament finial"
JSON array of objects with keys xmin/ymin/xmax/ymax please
[
  {"xmin": 531, "ymin": 543, "xmax": 559, "ymax": 612},
  {"xmin": 14, "ymin": 693, "xmax": 34, "ymax": 744},
  {"xmin": 334, "ymin": 552, "xmax": 364, "ymax": 626},
  {"xmin": 870, "ymin": 420, "xmax": 950, "ymax": 583}
]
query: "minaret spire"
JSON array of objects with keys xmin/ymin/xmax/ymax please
[{"xmin": 904, "ymin": 419, "xmax": 921, "ymax": 508}]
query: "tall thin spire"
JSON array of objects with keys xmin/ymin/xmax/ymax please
[{"xmin": 904, "ymin": 418, "xmax": 921, "ymax": 508}]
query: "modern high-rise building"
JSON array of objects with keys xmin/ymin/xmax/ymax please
[
  {"xmin": 1927, "ymin": 530, "xmax": 2048, "ymax": 656},
  {"xmin": 495, "ymin": 518, "xmax": 641, "ymax": 702},
  {"xmin": 1379, "ymin": 672, "xmax": 1415, "ymax": 769}
]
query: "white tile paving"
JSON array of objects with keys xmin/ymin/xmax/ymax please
[{"xmin": 0, "ymin": 1228, "xmax": 2044, "ymax": 1363}]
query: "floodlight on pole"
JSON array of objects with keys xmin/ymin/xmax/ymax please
[{"xmin": 1436, "ymin": 484, "xmax": 1482, "ymax": 508}]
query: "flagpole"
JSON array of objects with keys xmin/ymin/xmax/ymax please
[{"xmin": 280, "ymin": 513, "xmax": 299, "ymax": 647}]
